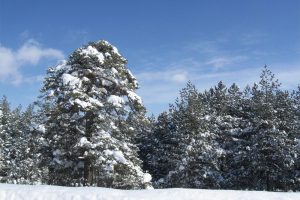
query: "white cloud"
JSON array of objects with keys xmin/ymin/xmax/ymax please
[
  {"xmin": 0, "ymin": 46, "xmax": 19, "ymax": 80},
  {"xmin": 205, "ymin": 55, "xmax": 248, "ymax": 68},
  {"xmin": 270, "ymin": 63, "xmax": 300, "ymax": 89},
  {"xmin": 17, "ymin": 39, "xmax": 64, "ymax": 64},
  {"xmin": 136, "ymin": 70, "xmax": 189, "ymax": 83},
  {"xmin": 171, "ymin": 72, "xmax": 188, "ymax": 83},
  {"xmin": 135, "ymin": 70, "xmax": 189, "ymax": 107},
  {"xmin": 135, "ymin": 52, "xmax": 249, "ymax": 109},
  {"xmin": 0, "ymin": 39, "xmax": 64, "ymax": 85}
]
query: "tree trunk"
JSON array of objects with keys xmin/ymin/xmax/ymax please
[
  {"xmin": 84, "ymin": 158, "xmax": 92, "ymax": 186},
  {"xmin": 266, "ymin": 170, "xmax": 270, "ymax": 191},
  {"xmin": 84, "ymin": 111, "xmax": 94, "ymax": 186}
]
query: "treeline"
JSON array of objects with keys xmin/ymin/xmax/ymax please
[
  {"xmin": 0, "ymin": 99, "xmax": 45, "ymax": 185},
  {"xmin": 0, "ymin": 40, "xmax": 299, "ymax": 191},
  {"xmin": 140, "ymin": 66, "xmax": 300, "ymax": 191}
]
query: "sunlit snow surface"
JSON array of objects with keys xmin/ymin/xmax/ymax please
[{"xmin": 0, "ymin": 184, "xmax": 299, "ymax": 200}]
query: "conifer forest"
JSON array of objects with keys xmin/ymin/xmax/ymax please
[{"xmin": 1, "ymin": 40, "xmax": 300, "ymax": 192}]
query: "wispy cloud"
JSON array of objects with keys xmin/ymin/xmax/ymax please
[
  {"xmin": 205, "ymin": 55, "xmax": 248, "ymax": 69},
  {"xmin": 183, "ymin": 40, "xmax": 220, "ymax": 54},
  {"xmin": 133, "ymin": 32, "xmax": 300, "ymax": 115},
  {"xmin": 136, "ymin": 70, "xmax": 189, "ymax": 105},
  {"xmin": 239, "ymin": 31, "xmax": 268, "ymax": 46},
  {"xmin": 0, "ymin": 39, "xmax": 64, "ymax": 85},
  {"xmin": 137, "ymin": 70, "xmax": 189, "ymax": 83}
]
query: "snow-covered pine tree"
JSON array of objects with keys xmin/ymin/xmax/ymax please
[
  {"xmin": 209, "ymin": 81, "xmax": 228, "ymax": 115},
  {"xmin": 227, "ymin": 83, "xmax": 243, "ymax": 117},
  {"xmin": 211, "ymin": 83, "xmax": 255, "ymax": 190},
  {"xmin": 291, "ymin": 85, "xmax": 300, "ymax": 139},
  {"xmin": 0, "ymin": 131, "xmax": 3, "ymax": 181},
  {"xmin": 14, "ymin": 104, "xmax": 47, "ymax": 184},
  {"xmin": 0, "ymin": 96, "xmax": 11, "ymax": 182},
  {"xmin": 129, "ymin": 113, "xmax": 155, "ymax": 178},
  {"xmin": 147, "ymin": 111, "xmax": 176, "ymax": 185},
  {"xmin": 5, "ymin": 105, "xmax": 27, "ymax": 184},
  {"xmin": 40, "ymin": 40, "xmax": 151, "ymax": 188},
  {"xmin": 202, "ymin": 82, "xmax": 253, "ymax": 189},
  {"xmin": 248, "ymin": 66, "xmax": 297, "ymax": 191},
  {"xmin": 216, "ymin": 115, "xmax": 253, "ymax": 190},
  {"xmin": 166, "ymin": 116, "xmax": 224, "ymax": 189},
  {"xmin": 0, "ymin": 97, "xmax": 22, "ymax": 183},
  {"xmin": 0, "ymin": 97, "xmax": 45, "ymax": 184},
  {"xmin": 291, "ymin": 85, "xmax": 300, "ymax": 190},
  {"xmin": 162, "ymin": 82, "xmax": 224, "ymax": 188}
]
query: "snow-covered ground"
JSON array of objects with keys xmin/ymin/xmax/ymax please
[{"xmin": 0, "ymin": 184, "xmax": 299, "ymax": 200}]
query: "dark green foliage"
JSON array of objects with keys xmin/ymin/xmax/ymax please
[{"xmin": 143, "ymin": 66, "xmax": 300, "ymax": 191}]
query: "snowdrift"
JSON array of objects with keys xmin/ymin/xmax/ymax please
[{"xmin": 0, "ymin": 184, "xmax": 299, "ymax": 200}]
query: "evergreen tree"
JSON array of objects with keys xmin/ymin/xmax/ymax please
[
  {"xmin": 227, "ymin": 83, "xmax": 243, "ymax": 117},
  {"xmin": 40, "ymin": 40, "xmax": 151, "ymax": 188},
  {"xmin": 149, "ymin": 111, "xmax": 176, "ymax": 185},
  {"xmin": 210, "ymin": 81, "xmax": 228, "ymax": 115},
  {"xmin": 160, "ymin": 82, "xmax": 224, "ymax": 188},
  {"xmin": 248, "ymin": 66, "xmax": 297, "ymax": 191},
  {"xmin": 133, "ymin": 114, "xmax": 155, "ymax": 177},
  {"xmin": 0, "ymin": 97, "xmax": 25, "ymax": 183},
  {"xmin": 0, "ymin": 96, "xmax": 12, "ymax": 182},
  {"xmin": 16, "ymin": 105, "xmax": 47, "ymax": 184},
  {"xmin": 0, "ymin": 99, "xmax": 45, "ymax": 184}
]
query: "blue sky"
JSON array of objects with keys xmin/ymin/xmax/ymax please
[{"xmin": 0, "ymin": 0, "xmax": 300, "ymax": 115}]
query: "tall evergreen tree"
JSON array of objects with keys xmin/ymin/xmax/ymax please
[
  {"xmin": 40, "ymin": 40, "xmax": 151, "ymax": 188},
  {"xmin": 248, "ymin": 66, "xmax": 297, "ymax": 191},
  {"xmin": 0, "ymin": 96, "xmax": 12, "ymax": 182},
  {"xmin": 0, "ymin": 98, "xmax": 45, "ymax": 184},
  {"xmin": 160, "ymin": 82, "xmax": 224, "ymax": 188}
]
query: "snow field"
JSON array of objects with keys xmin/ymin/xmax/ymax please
[{"xmin": 0, "ymin": 184, "xmax": 299, "ymax": 200}]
